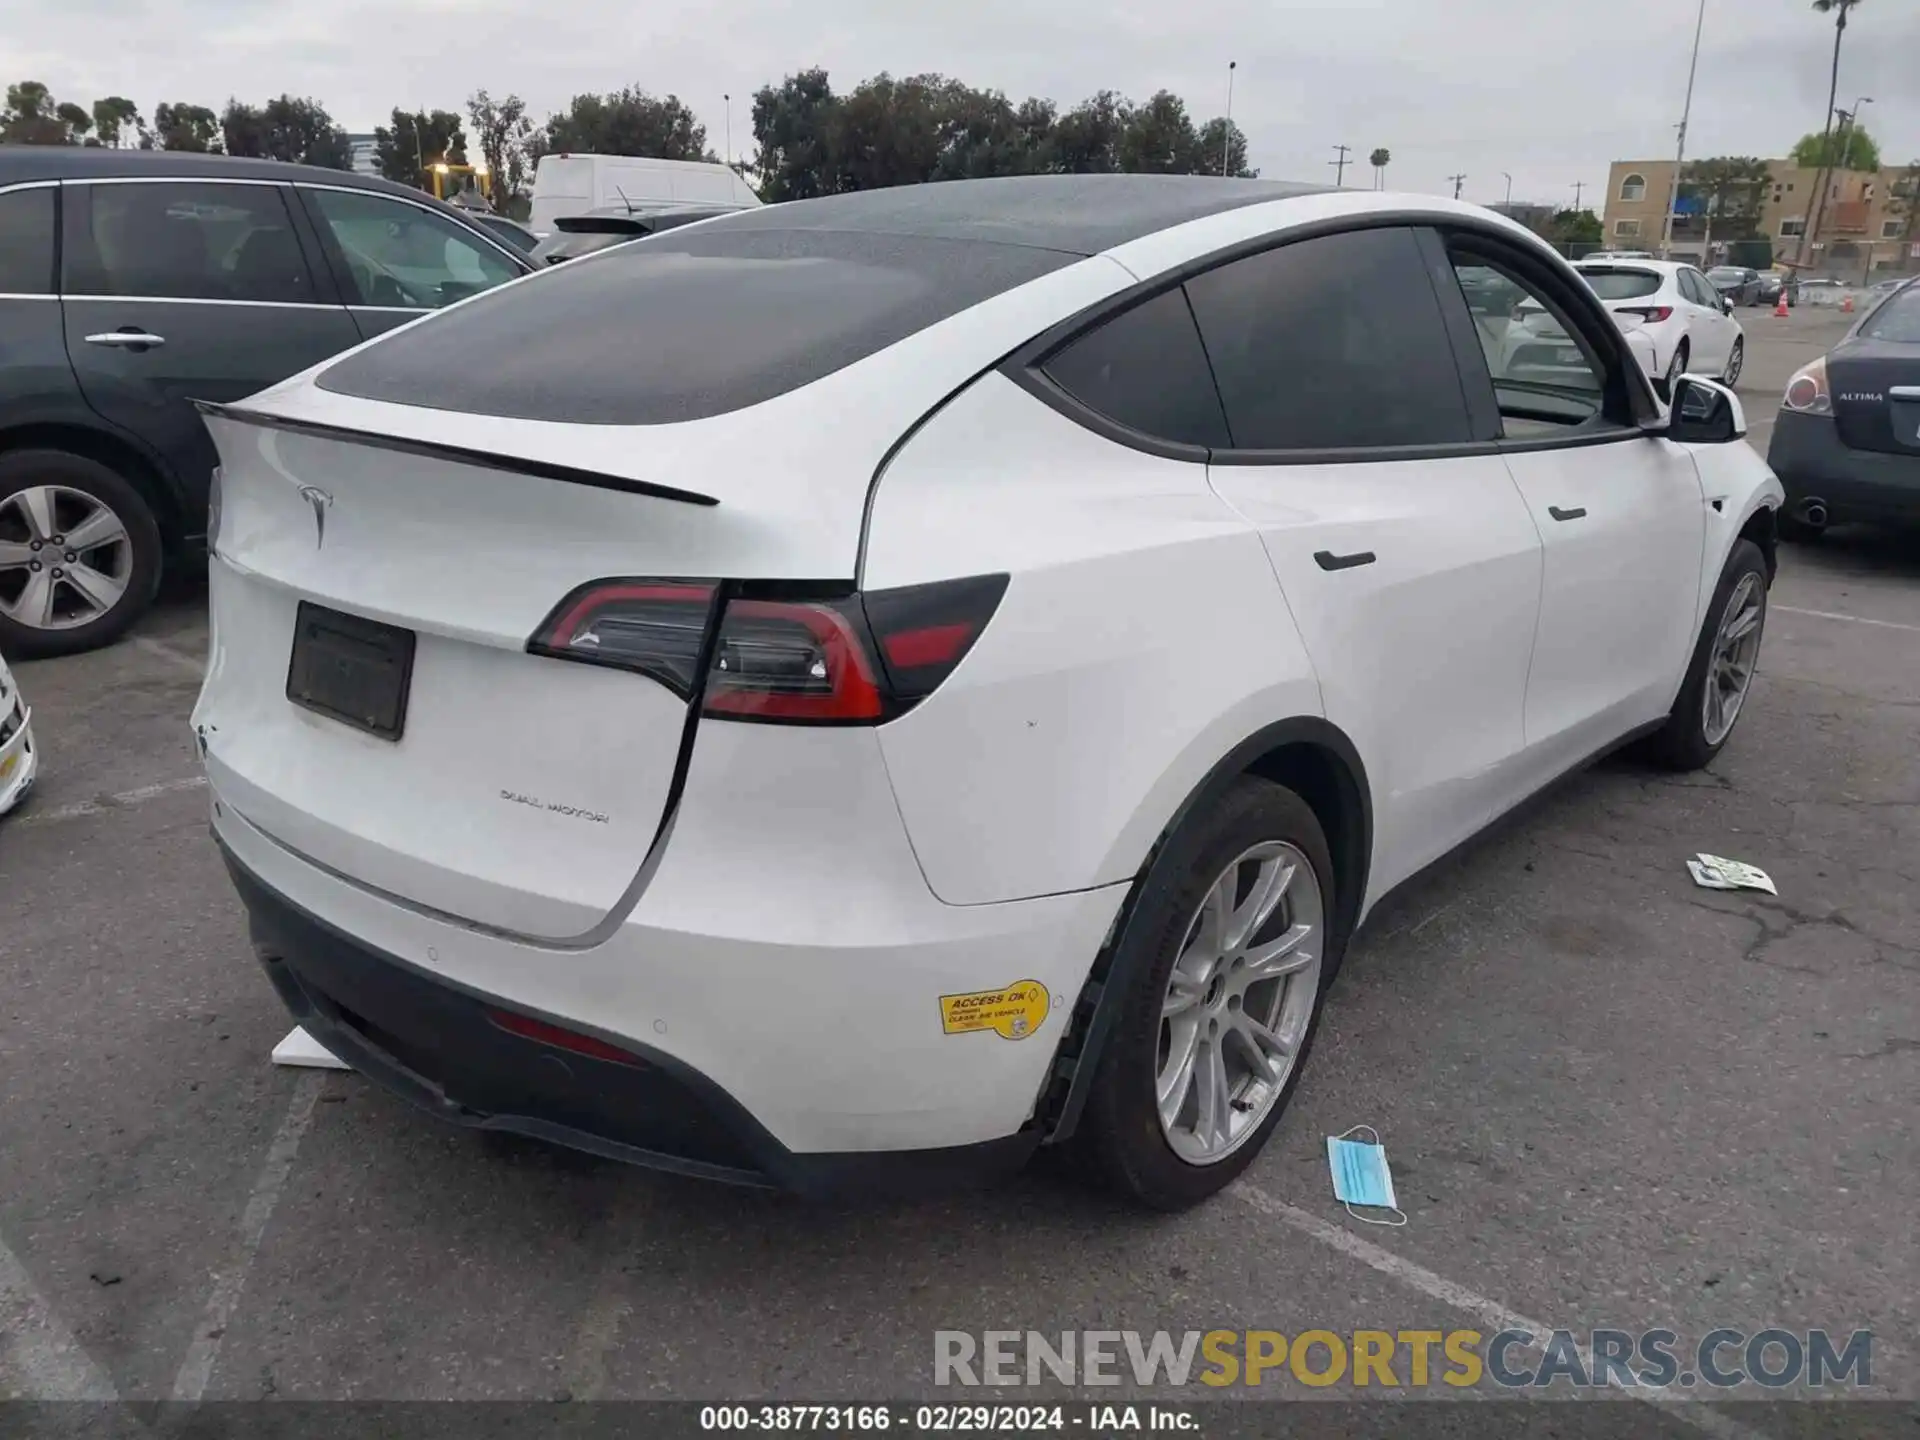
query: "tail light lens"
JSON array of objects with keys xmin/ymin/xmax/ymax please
[
  {"xmin": 1615, "ymin": 305, "xmax": 1674, "ymax": 324},
  {"xmin": 1782, "ymin": 357, "xmax": 1831, "ymax": 415},
  {"xmin": 528, "ymin": 574, "xmax": 1008, "ymax": 725}
]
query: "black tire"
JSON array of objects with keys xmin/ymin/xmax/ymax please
[
  {"xmin": 1640, "ymin": 538, "xmax": 1769, "ymax": 772},
  {"xmin": 1076, "ymin": 777, "xmax": 1345, "ymax": 1211},
  {"xmin": 0, "ymin": 449, "xmax": 163, "ymax": 660}
]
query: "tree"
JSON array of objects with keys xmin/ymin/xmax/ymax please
[
  {"xmin": 751, "ymin": 68, "xmax": 842, "ymax": 201},
  {"xmin": 1679, "ymin": 156, "xmax": 1772, "ymax": 243},
  {"xmin": 373, "ymin": 109, "xmax": 467, "ymax": 192},
  {"xmin": 153, "ymin": 102, "xmax": 221, "ymax": 152},
  {"xmin": 2, "ymin": 81, "xmax": 84, "ymax": 144},
  {"xmin": 541, "ymin": 87, "xmax": 711, "ymax": 163},
  {"xmin": 1791, "ymin": 126, "xmax": 1880, "ymax": 171},
  {"xmin": 1046, "ymin": 91, "xmax": 1130, "ymax": 174},
  {"xmin": 90, "ymin": 96, "xmax": 144, "ymax": 148},
  {"xmin": 466, "ymin": 90, "xmax": 535, "ymax": 210},
  {"xmin": 1544, "ymin": 208, "xmax": 1602, "ymax": 247},
  {"xmin": 54, "ymin": 102, "xmax": 92, "ymax": 143},
  {"xmin": 1117, "ymin": 91, "xmax": 1204, "ymax": 174},
  {"xmin": 1195, "ymin": 118, "xmax": 1255, "ymax": 178},
  {"xmin": 1369, "ymin": 146, "xmax": 1391, "ymax": 189},
  {"xmin": 221, "ymin": 95, "xmax": 350, "ymax": 168},
  {"xmin": 1797, "ymin": 0, "xmax": 1865, "ymax": 262}
]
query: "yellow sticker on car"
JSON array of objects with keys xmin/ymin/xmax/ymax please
[
  {"xmin": 939, "ymin": 981, "xmax": 1050, "ymax": 1040},
  {"xmin": 0, "ymin": 754, "xmax": 15, "ymax": 780}
]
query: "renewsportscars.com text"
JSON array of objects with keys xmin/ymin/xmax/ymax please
[{"xmin": 934, "ymin": 1328, "xmax": 1873, "ymax": 1391}]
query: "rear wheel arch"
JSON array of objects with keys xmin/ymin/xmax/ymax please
[
  {"xmin": 0, "ymin": 421, "xmax": 185, "ymax": 553},
  {"xmin": 1037, "ymin": 715, "xmax": 1372, "ymax": 1144}
]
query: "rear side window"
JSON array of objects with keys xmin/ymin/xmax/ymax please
[
  {"xmin": 318, "ymin": 227, "xmax": 1073, "ymax": 425},
  {"xmin": 0, "ymin": 187, "xmax": 55, "ymax": 294},
  {"xmin": 1040, "ymin": 287, "xmax": 1229, "ymax": 449},
  {"xmin": 1861, "ymin": 285, "xmax": 1920, "ymax": 342},
  {"xmin": 63, "ymin": 181, "xmax": 317, "ymax": 304},
  {"xmin": 1184, "ymin": 227, "xmax": 1472, "ymax": 451},
  {"xmin": 1580, "ymin": 268, "xmax": 1663, "ymax": 300}
]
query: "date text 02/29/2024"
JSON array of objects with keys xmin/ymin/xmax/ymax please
[{"xmin": 699, "ymin": 1406, "xmax": 1193, "ymax": 1433}]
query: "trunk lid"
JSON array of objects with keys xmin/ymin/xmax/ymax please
[{"xmin": 1829, "ymin": 340, "xmax": 1920, "ymax": 457}]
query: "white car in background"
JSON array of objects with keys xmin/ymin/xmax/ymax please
[
  {"xmin": 1566, "ymin": 259, "xmax": 1747, "ymax": 395},
  {"xmin": 0, "ymin": 652, "xmax": 36, "ymax": 815}
]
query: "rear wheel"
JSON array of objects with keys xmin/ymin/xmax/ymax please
[
  {"xmin": 1077, "ymin": 777, "xmax": 1343, "ymax": 1210},
  {"xmin": 1665, "ymin": 340, "xmax": 1690, "ymax": 395},
  {"xmin": 0, "ymin": 450, "xmax": 163, "ymax": 659}
]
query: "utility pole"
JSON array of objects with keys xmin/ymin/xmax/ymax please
[
  {"xmin": 1572, "ymin": 180, "xmax": 1585, "ymax": 211},
  {"xmin": 1448, "ymin": 173, "xmax": 1467, "ymax": 200},
  {"xmin": 1661, "ymin": 0, "xmax": 1708, "ymax": 259},
  {"xmin": 1330, "ymin": 143, "xmax": 1352, "ymax": 187},
  {"xmin": 1220, "ymin": 62, "xmax": 1237, "ymax": 177},
  {"xmin": 723, "ymin": 93, "xmax": 732, "ymax": 170}
]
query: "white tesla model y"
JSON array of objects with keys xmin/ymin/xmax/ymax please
[{"xmin": 193, "ymin": 176, "xmax": 1783, "ymax": 1209}]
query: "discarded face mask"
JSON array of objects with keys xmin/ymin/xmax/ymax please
[
  {"xmin": 1687, "ymin": 853, "xmax": 1777, "ymax": 895},
  {"xmin": 1326, "ymin": 1125, "xmax": 1408, "ymax": 1227}
]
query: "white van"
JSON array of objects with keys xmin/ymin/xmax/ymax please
[{"xmin": 528, "ymin": 154, "xmax": 762, "ymax": 234}]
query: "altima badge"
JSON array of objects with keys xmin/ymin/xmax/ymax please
[{"xmin": 298, "ymin": 485, "xmax": 333, "ymax": 548}]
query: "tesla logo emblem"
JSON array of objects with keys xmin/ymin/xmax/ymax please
[{"xmin": 298, "ymin": 485, "xmax": 333, "ymax": 548}]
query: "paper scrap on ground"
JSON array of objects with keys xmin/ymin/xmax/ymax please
[
  {"xmin": 1687, "ymin": 853, "xmax": 1777, "ymax": 895},
  {"xmin": 271, "ymin": 1025, "xmax": 351, "ymax": 1070}
]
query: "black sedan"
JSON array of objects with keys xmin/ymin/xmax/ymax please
[
  {"xmin": 1756, "ymin": 269, "xmax": 1800, "ymax": 308},
  {"xmin": 1706, "ymin": 266, "xmax": 1763, "ymax": 307},
  {"xmin": 1767, "ymin": 277, "xmax": 1920, "ymax": 538}
]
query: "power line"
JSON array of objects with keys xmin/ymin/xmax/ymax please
[{"xmin": 1330, "ymin": 143, "xmax": 1352, "ymax": 187}]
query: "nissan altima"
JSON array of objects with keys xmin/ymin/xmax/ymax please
[{"xmin": 192, "ymin": 175, "xmax": 1783, "ymax": 1209}]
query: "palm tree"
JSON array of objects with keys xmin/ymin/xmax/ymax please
[
  {"xmin": 1369, "ymin": 147, "xmax": 1390, "ymax": 190},
  {"xmin": 1799, "ymin": 0, "xmax": 1864, "ymax": 265}
]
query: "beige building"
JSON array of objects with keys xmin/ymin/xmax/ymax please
[{"xmin": 1601, "ymin": 158, "xmax": 1918, "ymax": 278}]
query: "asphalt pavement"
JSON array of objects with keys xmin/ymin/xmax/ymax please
[{"xmin": 1, "ymin": 305, "xmax": 1914, "ymax": 1426}]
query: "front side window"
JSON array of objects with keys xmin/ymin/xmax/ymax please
[
  {"xmin": 1446, "ymin": 252, "xmax": 1611, "ymax": 435},
  {"xmin": 1039, "ymin": 286, "xmax": 1229, "ymax": 450},
  {"xmin": 1183, "ymin": 227, "xmax": 1472, "ymax": 451},
  {"xmin": 303, "ymin": 187, "xmax": 519, "ymax": 310},
  {"xmin": 64, "ymin": 182, "xmax": 316, "ymax": 304},
  {"xmin": 0, "ymin": 186, "xmax": 55, "ymax": 294}
]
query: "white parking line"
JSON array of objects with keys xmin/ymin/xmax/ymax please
[
  {"xmin": 14, "ymin": 775, "xmax": 207, "ymax": 827},
  {"xmin": 0, "ymin": 1232, "xmax": 122, "ymax": 1401},
  {"xmin": 166, "ymin": 1072, "xmax": 326, "ymax": 1409},
  {"xmin": 130, "ymin": 634, "xmax": 206, "ymax": 678},
  {"xmin": 1774, "ymin": 605, "xmax": 1920, "ymax": 635},
  {"xmin": 1230, "ymin": 1183, "xmax": 1771, "ymax": 1440}
]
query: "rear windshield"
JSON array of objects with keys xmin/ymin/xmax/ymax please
[
  {"xmin": 1861, "ymin": 285, "xmax": 1920, "ymax": 343},
  {"xmin": 1579, "ymin": 268, "xmax": 1663, "ymax": 300},
  {"xmin": 1707, "ymin": 269, "xmax": 1745, "ymax": 283},
  {"xmin": 317, "ymin": 227, "xmax": 1072, "ymax": 425}
]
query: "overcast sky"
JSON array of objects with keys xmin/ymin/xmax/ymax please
[{"xmin": 14, "ymin": 0, "xmax": 1919, "ymax": 206}]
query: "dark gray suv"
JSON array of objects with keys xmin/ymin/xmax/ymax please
[{"xmin": 0, "ymin": 147, "xmax": 534, "ymax": 657}]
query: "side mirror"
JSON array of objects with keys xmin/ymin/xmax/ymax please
[
  {"xmin": 1668, "ymin": 375, "xmax": 1746, "ymax": 444},
  {"xmin": 1721, "ymin": 295, "xmax": 1735, "ymax": 315}
]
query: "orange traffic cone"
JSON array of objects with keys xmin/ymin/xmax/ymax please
[
  {"xmin": 1841, "ymin": 292, "xmax": 1855, "ymax": 314},
  {"xmin": 1774, "ymin": 291, "xmax": 1790, "ymax": 317}
]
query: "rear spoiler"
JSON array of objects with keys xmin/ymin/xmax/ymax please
[{"xmin": 192, "ymin": 400, "xmax": 720, "ymax": 508}]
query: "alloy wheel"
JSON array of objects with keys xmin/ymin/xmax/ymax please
[
  {"xmin": 1702, "ymin": 571, "xmax": 1764, "ymax": 746},
  {"xmin": 1666, "ymin": 345, "xmax": 1688, "ymax": 391},
  {"xmin": 1723, "ymin": 338, "xmax": 1744, "ymax": 387},
  {"xmin": 1156, "ymin": 841, "xmax": 1324, "ymax": 1165},
  {"xmin": 0, "ymin": 485, "xmax": 134, "ymax": 632}
]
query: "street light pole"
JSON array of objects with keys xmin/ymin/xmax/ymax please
[
  {"xmin": 1502, "ymin": 172, "xmax": 1513, "ymax": 208},
  {"xmin": 724, "ymin": 93, "xmax": 732, "ymax": 169},
  {"xmin": 1660, "ymin": 0, "xmax": 1708, "ymax": 259},
  {"xmin": 1222, "ymin": 62, "xmax": 1236, "ymax": 176},
  {"xmin": 1837, "ymin": 95, "xmax": 1873, "ymax": 171}
]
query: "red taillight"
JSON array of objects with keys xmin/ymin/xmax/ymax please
[
  {"xmin": 485, "ymin": 1008, "xmax": 649, "ymax": 1068},
  {"xmin": 526, "ymin": 574, "xmax": 1008, "ymax": 724},
  {"xmin": 1616, "ymin": 305, "xmax": 1674, "ymax": 324}
]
